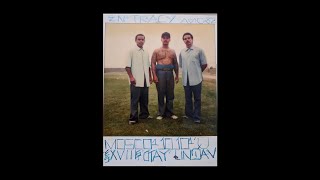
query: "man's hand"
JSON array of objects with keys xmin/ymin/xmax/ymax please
[
  {"xmin": 130, "ymin": 77, "xmax": 136, "ymax": 85},
  {"xmin": 153, "ymin": 76, "xmax": 159, "ymax": 83},
  {"xmin": 149, "ymin": 78, "xmax": 153, "ymax": 85},
  {"xmin": 175, "ymin": 76, "xmax": 179, "ymax": 84}
]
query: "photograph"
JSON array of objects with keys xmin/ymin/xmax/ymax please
[{"xmin": 103, "ymin": 14, "xmax": 217, "ymax": 166}]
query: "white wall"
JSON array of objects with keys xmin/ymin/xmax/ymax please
[{"xmin": 104, "ymin": 24, "xmax": 216, "ymax": 68}]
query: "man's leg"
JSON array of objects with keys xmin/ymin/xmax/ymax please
[
  {"xmin": 156, "ymin": 70, "xmax": 166, "ymax": 118},
  {"xmin": 139, "ymin": 78, "xmax": 150, "ymax": 119},
  {"xmin": 184, "ymin": 75, "xmax": 193, "ymax": 118},
  {"xmin": 165, "ymin": 71, "xmax": 175, "ymax": 117},
  {"xmin": 192, "ymin": 82, "xmax": 202, "ymax": 122},
  {"xmin": 129, "ymin": 84, "xmax": 140, "ymax": 123}
]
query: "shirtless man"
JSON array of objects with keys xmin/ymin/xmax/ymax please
[{"xmin": 151, "ymin": 32, "xmax": 179, "ymax": 120}]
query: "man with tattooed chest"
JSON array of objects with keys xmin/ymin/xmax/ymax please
[{"xmin": 151, "ymin": 32, "xmax": 179, "ymax": 120}]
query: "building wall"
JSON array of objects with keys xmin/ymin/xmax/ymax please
[{"xmin": 104, "ymin": 24, "xmax": 216, "ymax": 69}]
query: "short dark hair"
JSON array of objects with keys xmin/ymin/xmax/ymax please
[
  {"xmin": 161, "ymin": 32, "xmax": 170, "ymax": 38},
  {"xmin": 135, "ymin": 34, "xmax": 145, "ymax": 40},
  {"xmin": 182, "ymin": 32, "xmax": 193, "ymax": 40}
]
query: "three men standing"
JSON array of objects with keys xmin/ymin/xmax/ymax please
[{"xmin": 125, "ymin": 32, "xmax": 208, "ymax": 124}]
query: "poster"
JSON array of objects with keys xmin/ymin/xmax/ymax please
[{"xmin": 103, "ymin": 14, "xmax": 217, "ymax": 166}]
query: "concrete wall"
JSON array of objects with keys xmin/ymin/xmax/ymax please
[{"xmin": 104, "ymin": 24, "xmax": 216, "ymax": 69}]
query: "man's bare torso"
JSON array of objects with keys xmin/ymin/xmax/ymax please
[{"xmin": 152, "ymin": 48, "xmax": 176, "ymax": 65}]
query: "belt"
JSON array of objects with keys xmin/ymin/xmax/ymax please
[{"xmin": 158, "ymin": 68, "xmax": 173, "ymax": 71}]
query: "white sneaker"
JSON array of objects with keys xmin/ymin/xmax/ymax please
[
  {"xmin": 171, "ymin": 115, "xmax": 178, "ymax": 119},
  {"xmin": 194, "ymin": 120, "xmax": 200, "ymax": 123},
  {"xmin": 156, "ymin": 116, "xmax": 163, "ymax": 120}
]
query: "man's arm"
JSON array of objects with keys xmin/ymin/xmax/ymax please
[
  {"xmin": 125, "ymin": 67, "xmax": 136, "ymax": 85},
  {"xmin": 125, "ymin": 50, "xmax": 135, "ymax": 85},
  {"xmin": 199, "ymin": 49, "xmax": 208, "ymax": 72},
  {"xmin": 149, "ymin": 67, "xmax": 152, "ymax": 84},
  {"xmin": 201, "ymin": 64, "xmax": 208, "ymax": 72},
  {"xmin": 179, "ymin": 53, "xmax": 182, "ymax": 68},
  {"xmin": 151, "ymin": 50, "xmax": 158, "ymax": 83},
  {"xmin": 172, "ymin": 50, "xmax": 179, "ymax": 83}
]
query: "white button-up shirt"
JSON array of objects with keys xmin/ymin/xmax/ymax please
[{"xmin": 126, "ymin": 46, "xmax": 151, "ymax": 87}]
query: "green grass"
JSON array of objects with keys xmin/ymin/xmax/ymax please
[{"xmin": 103, "ymin": 72, "xmax": 217, "ymax": 136}]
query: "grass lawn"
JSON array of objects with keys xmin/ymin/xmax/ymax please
[{"xmin": 103, "ymin": 72, "xmax": 217, "ymax": 136}]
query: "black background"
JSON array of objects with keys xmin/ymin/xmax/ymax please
[{"xmin": 7, "ymin": 3, "xmax": 306, "ymax": 177}]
